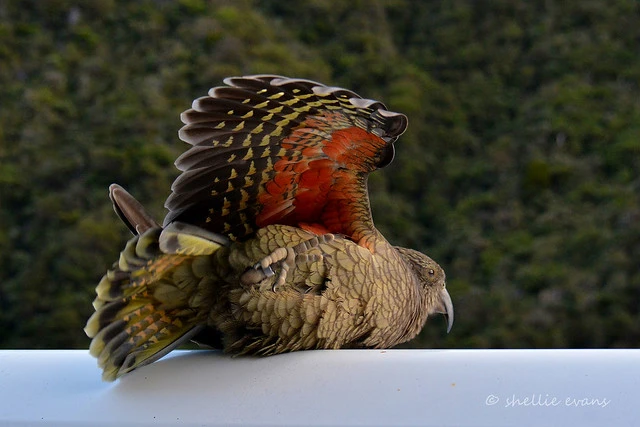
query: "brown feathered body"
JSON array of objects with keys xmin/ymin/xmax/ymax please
[{"xmin": 85, "ymin": 75, "xmax": 453, "ymax": 381}]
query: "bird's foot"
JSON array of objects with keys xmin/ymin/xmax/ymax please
[{"xmin": 241, "ymin": 234, "xmax": 335, "ymax": 290}]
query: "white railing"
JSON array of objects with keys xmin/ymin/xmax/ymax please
[{"xmin": 0, "ymin": 349, "xmax": 637, "ymax": 426}]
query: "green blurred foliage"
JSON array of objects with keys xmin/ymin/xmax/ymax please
[{"xmin": 0, "ymin": 0, "xmax": 638, "ymax": 349}]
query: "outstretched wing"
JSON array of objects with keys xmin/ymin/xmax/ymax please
[{"xmin": 164, "ymin": 75, "xmax": 407, "ymax": 245}]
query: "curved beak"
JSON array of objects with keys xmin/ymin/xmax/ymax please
[{"xmin": 435, "ymin": 288, "xmax": 454, "ymax": 333}]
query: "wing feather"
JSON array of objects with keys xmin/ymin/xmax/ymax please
[{"xmin": 165, "ymin": 75, "xmax": 407, "ymax": 245}]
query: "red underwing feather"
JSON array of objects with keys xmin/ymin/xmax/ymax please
[{"xmin": 164, "ymin": 75, "xmax": 407, "ymax": 246}]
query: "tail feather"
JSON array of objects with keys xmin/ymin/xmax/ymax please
[
  {"xmin": 86, "ymin": 187, "xmax": 228, "ymax": 381},
  {"xmin": 109, "ymin": 183, "xmax": 160, "ymax": 235}
]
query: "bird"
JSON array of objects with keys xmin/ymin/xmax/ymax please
[{"xmin": 84, "ymin": 75, "xmax": 453, "ymax": 381}]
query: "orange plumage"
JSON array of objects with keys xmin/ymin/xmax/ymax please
[{"xmin": 165, "ymin": 75, "xmax": 406, "ymax": 244}]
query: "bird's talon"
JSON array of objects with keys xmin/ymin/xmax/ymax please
[
  {"xmin": 248, "ymin": 235, "xmax": 333, "ymax": 289},
  {"xmin": 263, "ymin": 265, "xmax": 275, "ymax": 277}
]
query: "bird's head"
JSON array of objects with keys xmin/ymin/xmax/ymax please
[{"xmin": 395, "ymin": 247, "xmax": 454, "ymax": 334}]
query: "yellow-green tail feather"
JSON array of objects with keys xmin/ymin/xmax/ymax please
[{"xmin": 85, "ymin": 225, "xmax": 226, "ymax": 381}]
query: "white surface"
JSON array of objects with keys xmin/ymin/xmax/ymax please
[{"xmin": 0, "ymin": 349, "xmax": 637, "ymax": 426}]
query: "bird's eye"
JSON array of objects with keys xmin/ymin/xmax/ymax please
[{"xmin": 428, "ymin": 269, "xmax": 435, "ymax": 276}]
